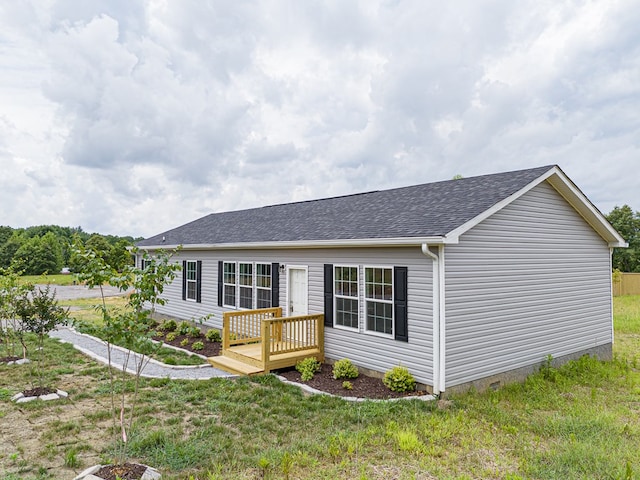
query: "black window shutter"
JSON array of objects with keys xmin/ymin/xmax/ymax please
[
  {"xmin": 196, "ymin": 260, "xmax": 202, "ymax": 303},
  {"xmin": 217, "ymin": 261, "xmax": 223, "ymax": 307},
  {"xmin": 271, "ymin": 263, "xmax": 279, "ymax": 307},
  {"xmin": 324, "ymin": 264, "xmax": 333, "ymax": 327},
  {"xmin": 394, "ymin": 266, "xmax": 408, "ymax": 342},
  {"xmin": 182, "ymin": 260, "xmax": 187, "ymax": 301}
]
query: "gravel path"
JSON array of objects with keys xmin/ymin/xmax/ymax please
[
  {"xmin": 37, "ymin": 284, "xmax": 128, "ymax": 300},
  {"xmin": 43, "ymin": 285, "xmax": 232, "ymax": 379},
  {"xmin": 50, "ymin": 327, "xmax": 233, "ymax": 380}
]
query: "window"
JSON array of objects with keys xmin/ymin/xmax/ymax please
[
  {"xmin": 334, "ymin": 266, "xmax": 359, "ymax": 329},
  {"xmin": 182, "ymin": 260, "xmax": 202, "ymax": 303},
  {"xmin": 256, "ymin": 263, "xmax": 272, "ymax": 308},
  {"xmin": 219, "ymin": 261, "xmax": 277, "ymax": 309},
  {"xmin": 365, "ymin": 267, "xmax": 393, "ymax": 335},
  {"xmin": 223, "ymin": 262, "xmax": 237, "ymax": 307},
  {"xmin": 141, "ymin": 258, "xmax": 152, "ymax": 270},
  {"xmin": 185, "ymin": 261, "xmax": 197, "ymax": 300},
  {"xmin": 239, "ymin": 263, "xmax": 253, "ymax": 309}
]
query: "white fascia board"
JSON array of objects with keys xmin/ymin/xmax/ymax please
[
  {"xmin": 443, "ymin": 166, "xmax": 627, "ymax": 248},
  {"xmin": 544, "ymin": 168, "xmax": 628, "ymax": 248},
  {"xmin": 138, "ymin": 236, "xmax": 448, "ymax": 251}
]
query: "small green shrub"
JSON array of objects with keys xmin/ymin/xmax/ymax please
[
  {"xmin": 192, "ymin": 341, "xmax": 204, "ymax": 351},
  {"xmin": 296, "ymin": 357, "xmax": 321, "ymax": 381},
  {"xmin": 177, "ymin": 321, "xmax": 191, "ymax": 335},
  {"xmin": 342, "ymin": 381, "xmax": 353, "ymax": 390},
  {"xmin": 332, "ymin": 358, "xmax": 359, "ymax": 380},
  {"xmin": 180, "ymin": 338, "xmax": 189, "ymax": 347},
  {"xmin": 383, "ymin": 366, "xmax": 416, "ymax": 392},
  {"xmin": 188, "ymin": 326, "xmax": 202, "ymax": 338},
  {"xmin": 165, "ymin": 332, "xmax": 177, "ymax": 342},
  {"xmin": 160, "ymin": 319, "xmax": 177, "ymax": 332},
  {"xmin": 164, "ymin": 357, "xmax": 177, "ymax": 365},
  {"xmin": 206, "ymin": 329, "xmax": 222, "ymax": 343}
]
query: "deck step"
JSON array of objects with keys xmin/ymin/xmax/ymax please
[{"xmin": 208, "ymin": 355, "xmax": 265, "ymax": 376}]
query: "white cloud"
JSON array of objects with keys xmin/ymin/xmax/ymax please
[{"xmin": 0, "ymin": 0, "xmax": 638, "ymax": 237}]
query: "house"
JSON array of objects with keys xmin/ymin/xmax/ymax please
[{"xmin": 136, "ymin": 165, "xmax": 626, "ymax": 395}]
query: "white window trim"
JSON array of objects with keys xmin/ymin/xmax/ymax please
[
  {"xmin": 363, "ymin": 265, "xmax": 394, "ymax": 338},
  {"xmin": 224, "ymin": 261, "xmax": 274, "ymax": 310},
  {"xmin": 255, "ymin": 262, "xmax": 272, "ymax": 309},
  {"xmin": 185, "ymin": 260, "xmax": 198, "ymax": 302},
  {"xmin": 333, "ymin": 264, "xmax": 360, "ymax": 332},
  {"xmin": 222, "ymin": 261, "xmax": 237, "ymax": 308},
  {"xmin": 238, "ymin": 262, "xmax": 254, "ymax": 309}
]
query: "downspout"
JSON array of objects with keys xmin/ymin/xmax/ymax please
[
  {"xmin": 609, "ymin": 247, "xmax": 615, "ymax": 346},
  {"xmin": 422, "ymin": 243, "xmax": 445, "ymax": 395}
]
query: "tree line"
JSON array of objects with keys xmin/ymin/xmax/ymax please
[
  {"xmin": 0, "ymin": 225, "xmax": 142, "ymax": 275},
  {"xmin": 606, "ymin": 205, "xmax": 640, "ymax": 272}
]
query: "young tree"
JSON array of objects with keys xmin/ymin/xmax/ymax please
[
  {"xmin": 15, "ymin": 285, "xmax": 68, "ymax": 388},
  {"xmin": 74, "ymin": 243, "xmax": 181, "ymax": 465},
  {"xmin": 0, "ymin": 267, "xmax": 33, "ymax": 359}
]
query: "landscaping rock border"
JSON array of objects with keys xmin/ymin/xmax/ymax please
[
  {"xmin": 11, "ymin": 389, "xmax": 68, "ymax": 403},
  {"xmin": 74, "ymin": 463, "xmax": 161, "ymax": 480},
  {"xmin": 4, "ymin": 358, "xmax": 30, "ymax": 366}
]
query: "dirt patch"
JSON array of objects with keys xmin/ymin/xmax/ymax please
[
  {"xmin": 0, "ymin": 373, "xmax": 113, "ymax": 478},
  {"xmin": 278, "ymin": 365, "xmax": 429, "ymax": 400}
]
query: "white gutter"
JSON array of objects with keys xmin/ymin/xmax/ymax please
[
  {"xmin": 422, "ymin": 243, "xmax": 445, "ymax": 395},
  {"xmin": 138, "ymin": 236, "xmax": 452, "ymax": 251}
]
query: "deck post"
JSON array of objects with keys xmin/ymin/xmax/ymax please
[
  {"xmin": 261, "ymin": 319, "xmax": 271, "ymax": 373},
  {"xmin": 222, "ymin": 312, "xmax": 230, "ymax": 351},
  {"xmin": 316, "ymin": 314, "xmax": 325, "ymax": 362}
]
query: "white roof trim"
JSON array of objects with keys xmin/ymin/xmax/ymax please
[
  {"xmin": 138, "ymin": 236, "xmax": 450, "ymax": 251},
  {"xmin": 445, "ymin": 166, "xmax": 627, "ymax": 248}
]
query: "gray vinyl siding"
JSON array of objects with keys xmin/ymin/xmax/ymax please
[
  {"xmin": 444, "ymin": 181, "xmax": 613, "ymax": 388},
  {"xmin": 152, "ymin": 247, "xmax": 434, "ymax": 385}
]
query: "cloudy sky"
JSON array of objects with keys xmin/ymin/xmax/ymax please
[{"xmin": 1, "ymin": 1, "xmax": 638, "ymax": 238}]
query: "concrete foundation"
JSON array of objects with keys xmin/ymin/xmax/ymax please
[{"xmin": 442, "ymin": 343, "xmax": 613, "ymax": 397}]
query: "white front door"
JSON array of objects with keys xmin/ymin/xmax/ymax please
[
  {"xmin": 287, "ymin": 266, "xmax": 310, "ymax": 344},
  {"xmin": 287, "ymin": 267, "xmax": 308, "ymax": 316}
]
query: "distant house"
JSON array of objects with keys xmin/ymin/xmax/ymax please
[{"xmin": 136, "ymin": 165, "xmax": 626, "ymax": 394}]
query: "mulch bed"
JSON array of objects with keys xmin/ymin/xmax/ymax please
[
  {"xmin": 151, "ymin": 325, "xmax": 427, "ymax": 400},
  {"xmin": 95, "ymin": 463, "xmax": 147, "ymax": 480},
  {"xmin": 151, "ymin": 332, "xmax": 221, "ymax": 358},
  {"xmin": 278, "ymin": 365, "xmax": 429, "ymax": 400},
  {"xmin": 0, "ymin": 356, "xmax": 21, "ymax": 363},
  {"xmin": 22, "ymin": 386, "xmax": 57, "ymax": 397}
]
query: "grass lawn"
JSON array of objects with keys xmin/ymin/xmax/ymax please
[
  {"xmin": 19, "ymin": 274, "xmax": 80, "ymax": 286},
  {"xmin": 0, "ymin": 297, "xmax": 639, "ymax": 479}
]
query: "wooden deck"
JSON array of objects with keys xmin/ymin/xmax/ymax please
[{"xmin": 208, "ymin": 308, "xmax": 324, "ymax": 375}]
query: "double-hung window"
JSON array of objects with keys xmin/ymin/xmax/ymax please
[
  {"xmin": 334, "ymin": 265, "xmax": 359, "ymax": 329},
  {"xmin": 181, "ymin": 260, "xmax": 202, "ymax": 303},
  {"xmin": 219, "ymin": 261, "xmax": 276, "ymax": 309},
  {"xmin": 365, "ymin": 267, "xmax": 393, "ymax": 335},
  {"xmin": 185, "ymin": 261, "xmax": 198, "ymax": 301},
  {"xmin": 239, "ymin": 263, "xmax": 253, "ymax": 309},
  {"xmin": 223, "ymin": 262, "xmax": 237, "ymax": 307},
  {"xmin": 324, "ymin": 263, "xmax": 408, "ymax": 342},
  {"xmin": 256, "ymin": 263, "xmax": 272, "ymax": 308}
]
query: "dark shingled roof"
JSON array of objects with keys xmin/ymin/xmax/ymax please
[{"xmin": 137, "ymin": 165, "xmax": 555, "ymax": 247}]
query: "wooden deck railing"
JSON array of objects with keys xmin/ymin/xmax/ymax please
[
  {"xmin": 222, "ymin": 307, "xmax": 282, "ymax": 350},
  {"xmin": 262, "ymin": 314, "xmax": 324, "ymax": 372},
  {"xmin": 220, "ymin": 308, "xmax": 324, "ymax": 373}
]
